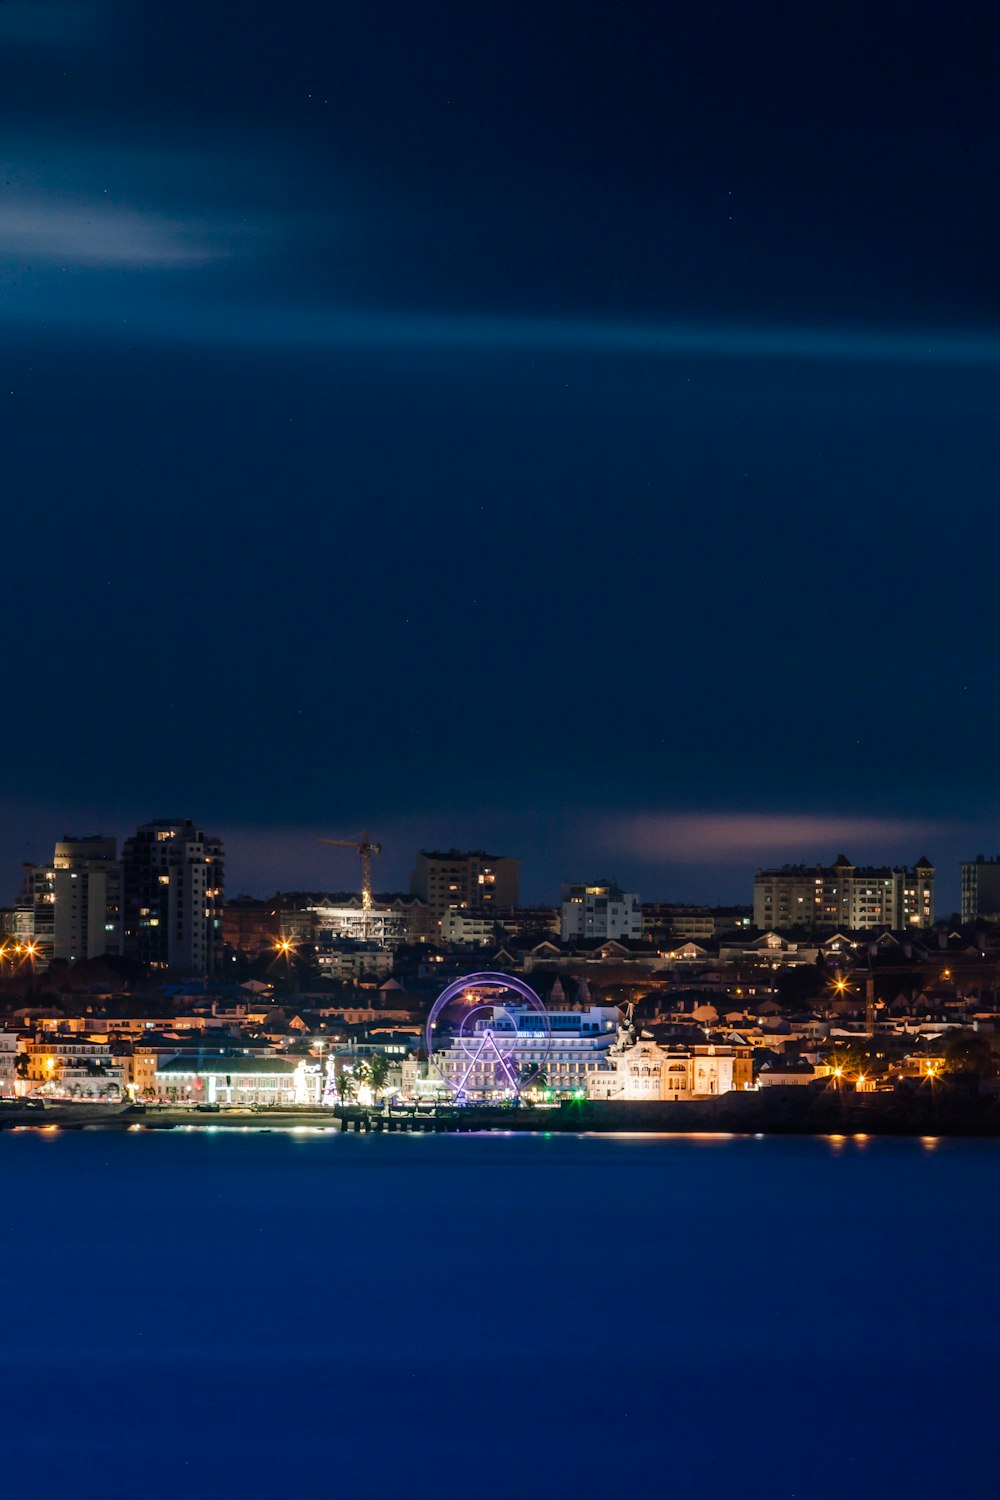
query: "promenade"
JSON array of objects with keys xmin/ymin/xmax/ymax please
[{"xmin": 5, "ymin": 1086, "xmax": 1000, "ymax": 1136}]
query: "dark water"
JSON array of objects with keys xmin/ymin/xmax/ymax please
[{"xmin": 1, "ymin": 1128, "xmax": 996, "ymax": 1498}]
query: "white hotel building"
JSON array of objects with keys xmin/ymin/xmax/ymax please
[
  {"xmin": 432, "ymin": 1004, "xmax": 620, "ymax": 1099},
  {"xmin": 156, "ymin": 1056, "xmax": 317, "ymax": 1107}
]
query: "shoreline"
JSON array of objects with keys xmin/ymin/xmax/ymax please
[{"xmin": 4, "ymin": 1088, "xmax": 1000, "ymax": 1137}]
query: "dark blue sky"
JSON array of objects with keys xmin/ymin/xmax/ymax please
[{"xmin": 1, "ymin": 0, "xmax": 998, "ymax": 906}]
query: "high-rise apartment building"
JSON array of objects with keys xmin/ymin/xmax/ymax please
[
  {"xmin": 15, "ymin": 835, "xmax": 122, "ymax": 965},
  {"xmin": 121, "ymin": 819, "xmax": 224, "ymax": 975},
  {"xmin": 961, "ymin": 855, "xmax": 1000, "ymax": 924},
  {"xmin": 52, "ymin": 836, "xmax": 122, "ymax": 961},
  {"xmin": 410, "ymin": 850, "xmax": 519, "ymax": 921},
  {"xmin": 560, "ymin": 882, "xmax": 642, "ymax": 943},
  {"xmin": 14, "ymin": 864, "xmax": 56, "ymax": 961},
  {"xmin": 753, "ymin": 854, "xmax": 934, "ymax": 931}
]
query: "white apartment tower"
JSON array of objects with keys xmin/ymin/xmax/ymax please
[
  {"xmin": 560, "ymin": 882, "xmax": 643, "ymax": 943},
  {"xmin": 15, "ymin": 835, "xmax": 122, "ymax": 965},
  {"xmin": 52, "ymin": 836, "xmax": 122, "ymax": 961},
  {"xmin": 753, "ymin": 854, "xmax": 934, "ymax": 931}
]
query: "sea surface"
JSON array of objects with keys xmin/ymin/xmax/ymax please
[{"xmin": 1, "ymin": 1128, "xmax": 997, "ymax": 1499}]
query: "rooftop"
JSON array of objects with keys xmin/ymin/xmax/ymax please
[{"xmin": 158, "ymin": 1056, "xmax": 301, "ymax": 1076}]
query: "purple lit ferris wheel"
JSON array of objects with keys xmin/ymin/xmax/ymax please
[{"xmin": 425, "ymin": 972, "xmax": 552, "ymax": 1101}]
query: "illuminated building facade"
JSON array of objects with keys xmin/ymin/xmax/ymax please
[
  {"xmin": 121, "ymin": 819, "xmax": 224, "ymax": 976},
  {"xmin": 431, "ymin": 1003, "xmax": 619, "ymax": 1100},
  {"xmin": 586, "ymin": 1031, "xmax": 754, "ymax": 1101},
  {"xmin": 23, "ymin": 1034, "xmax": 125, "ymax": 1099},
  {"xmin": 560, "ymin": 881, "xmax": 642, "ymax": 942},
  {"xmin": 753, "ymin": 855, "xmax": 934, "ymax": 931},
  {"xmin": 0, "ymin": 1029, "xmax": 17, "ymax": 1097},
  {"xmin": 410, "ymin": 850, "xmax": 519, "ymax": 921},
  {"xmin": 120, "ymin": 1046, "xmax": 160, "ymax": 1101},
  {"xmin": 224, "ymin": 894, "xmax": 436, "ymax": 954},
  {"xmin": 156, "ymin": 1055, "xmax": 314, "ymax": 1107},
  {"xmin": 308, "ymin": 895, "xmax": 435, "ymax": 947}
]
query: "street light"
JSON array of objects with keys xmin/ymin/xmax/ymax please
[{"xmin": 272, "ymin": 935, "xmax": 297, "ymax": 975}]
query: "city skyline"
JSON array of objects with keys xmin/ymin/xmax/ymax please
[{"xmin": 2, "ymin": 798, "xmax": 989, "ymax": 914}]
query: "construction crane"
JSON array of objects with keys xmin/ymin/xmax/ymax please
[{"xmin": 317, "ymin": 832, "xmax": 382, "ymax": 941}]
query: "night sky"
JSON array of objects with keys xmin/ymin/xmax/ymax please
[{"xmin": 2, "ymin": 0, "xmax": 998, "ymax": 907}]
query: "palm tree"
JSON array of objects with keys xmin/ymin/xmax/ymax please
[
  {"xmin": 335, "ymin": 1071, "xmax": 357, "ymax": 1105},
  {"xmin": 367, "ymin": 1053, "xmax": 390, "ymax": 1102}
]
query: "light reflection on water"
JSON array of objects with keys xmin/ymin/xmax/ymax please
[{"xmin": 0, "ymin": 1122, "xmax": 982, "ymax": 1153}]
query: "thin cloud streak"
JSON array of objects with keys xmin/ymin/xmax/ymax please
[
  {"xmin": 600, "ymin": 813, "xmax": 951, "ymax": 866},
  {"xmin": 11, "ymin": 294, "xmax": 1000, "ymax": 367},
  {"xmin": 0, "ymin": 196, "xmax": 234, "ymax": 269},
  {"xmin": 282, "ymin": 311, "xmax": 1000, "ymax": 368}
]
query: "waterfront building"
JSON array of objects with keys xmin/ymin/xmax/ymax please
[
  {"xmin": 0, "ymin": 1030, "xmax": 17, "ymax": 1097},
  {"xmin": 23, "ymin": 1034, "xmax": 125, "ymax": 1099},
  {"xmin": 961, "ymin": 855, "xmax": 1000, "ymax": 924},
  {"xmin": 586, "ymin": 1034, "xmax": 668, "ymax": 1100},
  {"xmin": 156, "ymin": 1055, "xmax": 315, "ymax": 1107},
  {"xmin": 121, "ymin": 819, "xmax": 224, "ymax": 975},
  {"xmin": 561, "ymin": 882, "xmax": 642, "ymax": 943},
  {"xmin": 400, "ymin": 1055, "xmax": 444, "ymax": 1100},
  {"xmin": 753, "ymin": 854, "xmax": 934, "ymax": 931},
  {"xmin": 410, "ymin": 850, "xmax": 519, "ymax": 921},
  {"xmin": 119, "ymin": 1045, "xmax": 161, "ymax": 1100},
  {"xmin": 431, "ymin": 1003, "xmax": 620, "ymax": 1100},
  {"xmin": 586, "ymin": 1009, "xmax": 754, "ymax": 1100},
  {"xmin": 587, "ymin": 1040, "xmax": 754, "ymax": 1101}
]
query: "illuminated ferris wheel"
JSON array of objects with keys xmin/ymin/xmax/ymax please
[{"xmin": 426, "ymin": 972, "xmax": 552, "ymax": 1101}]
